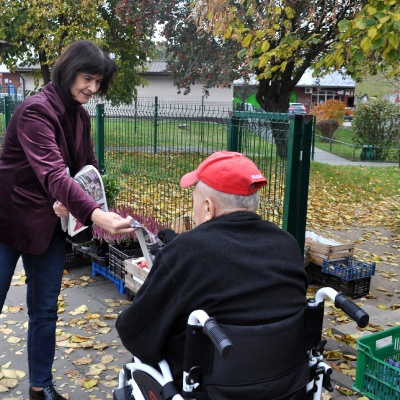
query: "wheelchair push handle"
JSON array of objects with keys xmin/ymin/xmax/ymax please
[
  {"xmin": 203, "ymin": 318, "xmax": 234, "ymax": 359},
  {"xmin": 314, "ymin": 287, "xmax": 369, "ymax": 328},
  {"xmin": 335, "ymin": 293, "xmax": 369, "ymax": 328}
]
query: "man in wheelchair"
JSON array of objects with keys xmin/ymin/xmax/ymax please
[{"xmin": 116, "ymin": 151, "xmax": 309, "ymax": 400}]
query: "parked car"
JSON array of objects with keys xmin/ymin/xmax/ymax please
[
  {"xmin": 288, "ymin": 103, "xmax": 307, "ymax": 114},
  {"xmin": 344, "ymin": 107, "xmax": 354, "ymax": 121}
]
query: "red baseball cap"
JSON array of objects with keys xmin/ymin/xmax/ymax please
[{"xmin": 180, "ymin": 151, "xmax": 267, "ymax": 195}]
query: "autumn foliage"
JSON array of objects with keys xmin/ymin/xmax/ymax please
[{"xmin": 309, "ymin": 100, "xmax": 346, "ymax": 124}]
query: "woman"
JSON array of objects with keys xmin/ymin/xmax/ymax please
[{"xmin": 0, "ymin": 40, "xmax": 134, "ymax": 400}]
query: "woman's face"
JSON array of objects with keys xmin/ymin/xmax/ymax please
[{"xmin": 70, "ymin": 72, "xmax": 103, "ymax": 104}]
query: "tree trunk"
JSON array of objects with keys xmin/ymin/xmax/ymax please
[
  {"xmin": 256, "ymin": 78, "xmax": 294, "ymax": 158},
  {"xmin": 38, "ymin": 50, "xmax": 51, "ymax": 85}
]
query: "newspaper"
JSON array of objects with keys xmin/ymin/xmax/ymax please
[
  {"xmin": 129, "ymin": 218, "xmax": 165, "ymax": 268},
  {"xmin": 61, "ymin": 165, "xmax": 108, "ymax": 237}
]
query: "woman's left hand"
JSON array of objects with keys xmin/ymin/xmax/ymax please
[{"xmin": 53, "ymin": 201, "xmax": 69, "ymax": 218}]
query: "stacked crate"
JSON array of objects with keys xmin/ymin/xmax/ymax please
[
  {"xmin": 305, "ymin": 235, "xmax": 355, "ymax": 266},
  {"xmin": 305, "ymin": 232, "xmax": 375, "ymax": 299}
]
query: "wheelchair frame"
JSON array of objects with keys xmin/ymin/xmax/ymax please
[{"xmin": 113, "ymin": 287, "xmax": 369, "ymax": 400}]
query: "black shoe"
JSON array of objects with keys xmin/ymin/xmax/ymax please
[{"xmin": 29, "ymin": 384, "xmax": 67, "ymax": 400}]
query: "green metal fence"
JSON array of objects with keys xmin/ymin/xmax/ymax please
[
  {"xmin": 86, "ymin": 99, "xmax": 313, "ymax": 252},
  {"xmin": 1, "ymin": 96, "xmax": 313, "ymax": 252},
  {"xmin": 311, "ymin": 135, "xmax": 400, "ymax": 165}
]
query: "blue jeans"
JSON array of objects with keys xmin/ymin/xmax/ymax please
[{"xmin": 0, "ymin": 229, "xmax": 66, "ymax": 388}]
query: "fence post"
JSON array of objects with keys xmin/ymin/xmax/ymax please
[
  {"xmin": 310, "ymin": 116, "xmax": 316, "ymax": 161},
  {"xmin": 227, "ymin": 113, "xmax": 241, "ymax": 151},
  {"xmin": 153, "ymin": 96, "xmax": 158, "ymax": 154},
  {"xmin": 282, "ymin": 114, "xmax": 313, "ymax": 256},
  {"xmin": 96, "ymin": 103, "xmax": 105, "ymax": 175},
  {"xmin": 4, "ymin": 96, "xmax": 11, "ymax": 130}
]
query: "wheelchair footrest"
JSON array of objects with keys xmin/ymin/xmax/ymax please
[{"xmin": 113, "ymin": 385, "xmax": 133, "ymax": 400}]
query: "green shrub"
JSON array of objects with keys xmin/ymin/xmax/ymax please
[
  {"xmin": 352, "ymin": 100, "xmax": 400, "ymax": 161},
  {"xmin": 316, "ymin": 119, "xmax": 340, "ymax": 139}
]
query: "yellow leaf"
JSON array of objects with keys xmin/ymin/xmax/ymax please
[
  {"xmin": 242, "ymin": 34, "xmax": 252, "ymax": 48},
  {"xmin": 100, "ymin": 379, "xmax": 118, "ymax": 388},
  {"xmin": 324, "ymin": 350, "xmax": 343, "ymax": 360},
  {"xmin": 71, "ymin": 334, "xmax": 92, "ymax": 343},
  {"xmin": 69, "ymin": 305, "xmax": 89, "ymax": 315},
  {"xmin": 8, "ymin": 306, "xmax": 23, "ymax": 313},
  {"xmin": 261, "ymin": 41, "xmax": 270, "ymax": 53},
  {"xmin": 360, "ymin": 36, "xmax": 372, "ymax": 52},
  {"xmin": 7, "ymin": 336, "xmax": 21, "ymax": 344},
  {"xmin": 73, "ymin": 357, "xmax": 93, "ymax": 366},
  {"xmin": 2, "ymin": 369, "xmax": 26, "ymax": 379},
  {"xmin": 85, "ymin": 313, "xmax": 101, "ymax": 320},
  {"xmin": 335, "ymin": 385, "xmax": 355, "ymax": 395},
  {"xmin": 87, "ymin": 363, "xmax": 106, "ymax": 376},
  {"xmin": 93, "ymin": 342, "xmax": 109, "ymax": 350},
  {"xmin": 368, "ymin": 28, "xmax": 378, "ymax": 40},
  {"xmin": 101, "ymin": 355, "xmax": 114, "ymax": 364},
  {"xmin": 378, "ymin": 304, "xmax": 388, "ymax": 310},
  {"xmin": 103, "ymin": 314, "xmax": 118, "ymax": 320},
  {"xmin": 82, "ymin": 378, "xmax": 98, "ymax": 389},
  {"xmin": 376, "ymin": 286, "xmax": 388, "ymax": 292}
]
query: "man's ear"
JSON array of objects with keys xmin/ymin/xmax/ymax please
[{"xmin": 204, "ymin": 197, "xmax": 216, "ymax": 221}]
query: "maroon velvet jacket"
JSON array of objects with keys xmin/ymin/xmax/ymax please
[{"xmin": 0, "ymin": 83, "xmax": 99, "ymax": 254}]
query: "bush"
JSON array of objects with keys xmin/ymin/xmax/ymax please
[
  {"xmin": 352, "ymin": 100, "xmax": 400, "ymax": 161},
  {"xmin": 310, "ymin": 99, "xmax": 346, "ymax": 124},
  {"xmin": 316, "ymin": 120, "xmax": 340, "ymax": 139}
]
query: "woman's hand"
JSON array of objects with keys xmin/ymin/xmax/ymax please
[
  {"xmin": 53, "ymin": 201, "xmax": 69, "ymax": 218},
  {"xmin": 91, "ymin": 208, "xmax": 135, "ymax": 235}
]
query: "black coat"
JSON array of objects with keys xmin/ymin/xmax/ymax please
[{"xmin": 116, "ymin": 211, "xmax": 308, "ymax": 382}]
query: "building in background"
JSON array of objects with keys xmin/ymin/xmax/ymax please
[
  {"xmin": 234, "ymin": 70, "xmax": 355, "ymax": 113},
  {"xmin": 0, "ymin": 64, "xmax": 22, "ymax": 98},
  {"xmin": 0, "ymin": 61, "xmax": 234, "ymax": 106}
]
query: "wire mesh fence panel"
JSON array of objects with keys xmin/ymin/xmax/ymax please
[
  {"xmin": 91, "ymin": 98, "xmax": 291, "ymax": 229},
  {"xmin": 234, "ymin": 113, "xmax": 289, "ymax": 226}
]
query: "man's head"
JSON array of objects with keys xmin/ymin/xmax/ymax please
[{"xmin": 180, "ymin": 151, "xmax": 267, "ymax": 225}]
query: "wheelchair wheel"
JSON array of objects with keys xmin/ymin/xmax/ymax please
[{"xmin": 132, "ymin": 370, "xmax": 163, "ymax": 400}]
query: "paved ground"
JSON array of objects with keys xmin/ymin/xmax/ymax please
[{"xmin": 312, "ymin": 146, "xmax": 397, "ymax": 167}]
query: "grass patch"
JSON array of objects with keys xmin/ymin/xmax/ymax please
[
  {"xmin": 310, "ymin": 161, "xmax": 400, "ymax": 200},
  {"xmin": 332, "ymin": 126, "xmax": 354, "ymax": 143}
]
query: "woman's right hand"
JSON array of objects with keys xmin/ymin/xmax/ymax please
[
  {"xmin": 53, "ymin": 201, "xmax": 69, "ymax": 218},
  {"xmin": 91, "ymin": 208, "xmax": 135, "ymax": 235}
]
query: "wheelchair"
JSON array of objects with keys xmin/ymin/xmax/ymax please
[{"xmin": 113, "ymin": 287, "xmax": 369, "ymax": 400}]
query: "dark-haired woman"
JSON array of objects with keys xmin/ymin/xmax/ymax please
[{"xmin": 0, "ymin": 40, "xmax": 134, "ymax": 400}]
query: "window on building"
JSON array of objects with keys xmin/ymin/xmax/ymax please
[{"xmin": 311, "ymin": 90, "xmax": 339, "ymax": 109}]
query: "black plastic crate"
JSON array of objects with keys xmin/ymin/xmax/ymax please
[
  {"xmin": 307, "ymin": 263, "xmax": 371, "ymax": 299},
  {"xmin": 109, "ymin": 244, "xmax": 143, "ymax": 279},
  {"xmin": 91, "ymin": 253, "xmax": 109, "ymax": 267},
  {"xmin": 65, "ymin": 242, "xmax": 86, "ymax": 268}
]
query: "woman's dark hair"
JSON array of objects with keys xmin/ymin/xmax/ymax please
[{"xmin": 51, "ymin": 40, "xmax": 117, "ymax": 96}]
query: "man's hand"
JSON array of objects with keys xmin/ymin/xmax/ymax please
[{"xmin": 157, "ymin": 228, "xmax": 179, "ymax": 244}]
